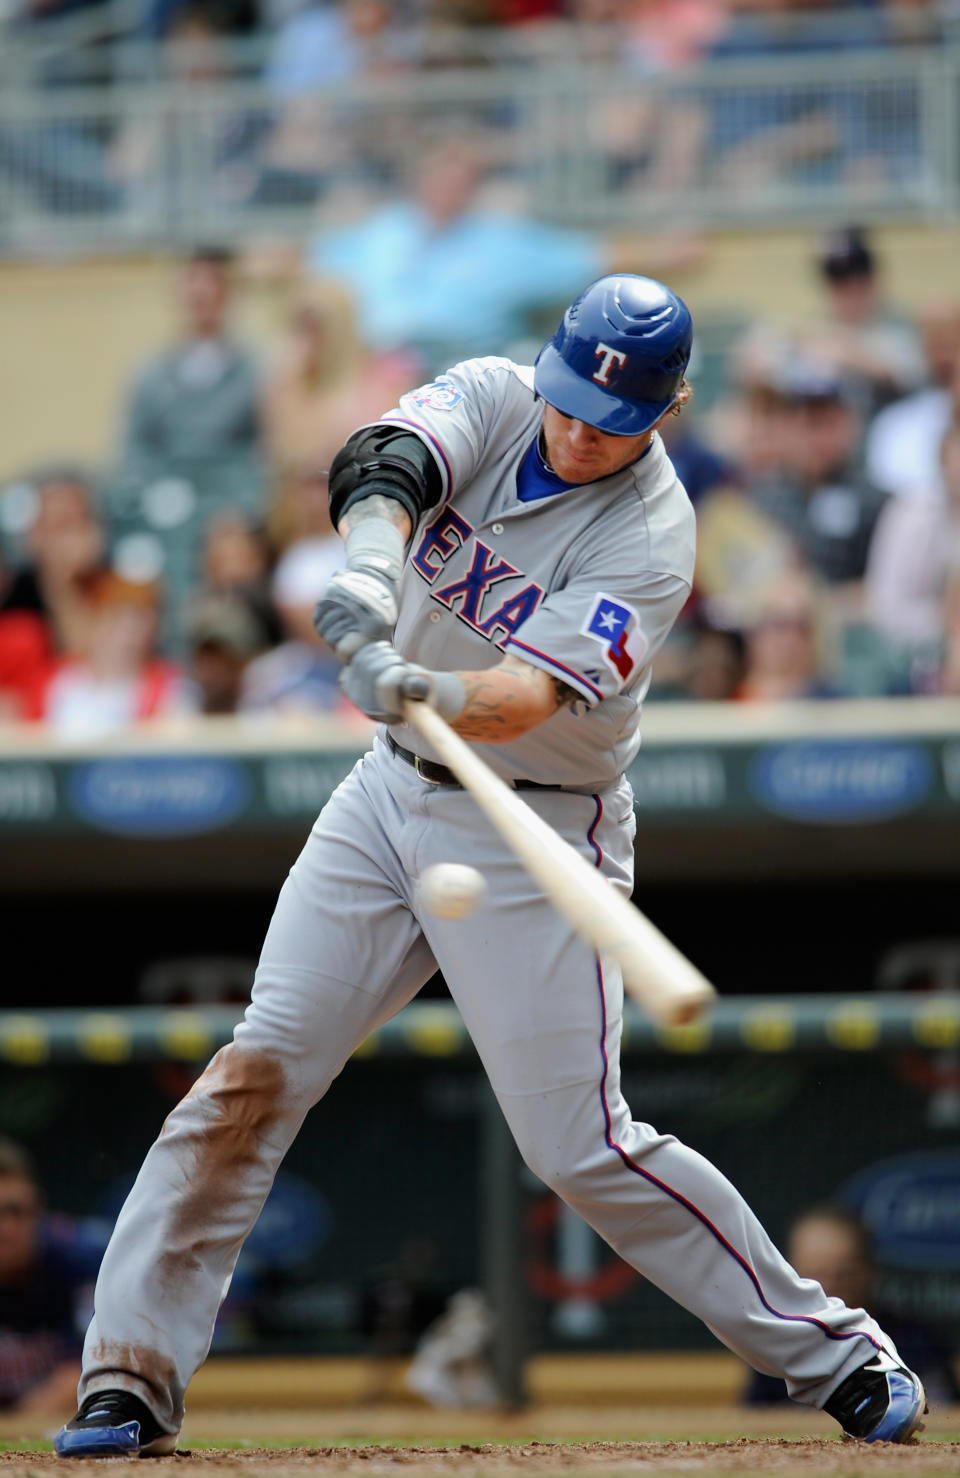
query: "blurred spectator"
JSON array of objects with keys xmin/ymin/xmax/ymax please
[
  {"xmin": 0, "ymin": 1137, "xmax": 91, "ymax": 1416},
  {"xmin": 253, "ymin": 0, "xmax": 408, "ymax": 208},
  {"xmin": 184, "ymin": 590, "xmax": 272, "ymax": 714},
  {"xmin": 264, "ymin": 0, "xmax": 391, "ymax": 98},
  {"xmin": 744, "ymin": 1203, "xmax": 960, "ymax": 1409},
  {"xmin": 623, "ymin": 0, "xmax": 727, "ymax": 72},
  {"xmin": 143, "ymin": 0, "xmax": 258, "ymax": 45},
  {"xmin": 0, "ymin": 466, "xmax": 105, "ymax": 661},
  {"xmin": 198, "ymin": 509, "xmax": 283, "ymax": 647},
  {"xmin": 704, "ymin": 321, "xmax": 796, "ymax": 474},
  {"xmin": 694, "ymin": 482, "xmax": 796, "ymax": 631},
  {"xmin": 30, "ymin": 570, "xmax": 191, "ymax": 734},
  {"xmin": 657, "ymin": 407, "xmax": 735, "ymax": 507},
  {"xmin": 736, "ymin": 571, "xmax": 842, "ymax": 702},
  {"xmin": 110, "ymin": 6, "xmax": 269, "ymax": 198},
  {"xmin": 864, "ymin": 421, "xmax": 960, "ymax": 666},
  {"xmin": 108, "ymin": 246, "xmax": 267, "ymax": 542},
  {"xmin": 405, "ymin": 1288, "xmax": 497, "ymax": 1409},
  {"xmin": 564, "ymin": 0, "xmax": 714, "ymax": 207},
  {"xmin": 704, "ymin": 10, "xmax": 845, "ymax": 193},
  {"xmin": 201, "ymin": 508, "xmax": 273, "ymax": 594},
  {"xmin": 747, "ymin": 361, "xmax": 889, "ymax": 609},
  {"xmin": 801, "ymin": 226, "xmax": 926, "ymax": 419},
  {"xmin": 305, "ymin": 135, "xmax": 698, "ymax": 373},
  {"xmin": 704, "ymin": 7, "xmax": 929, "ymax": 193},
  {"xmin": 0, "ymin": 551, "xmax": 52, "ymax": 722},
  {"xmin": 262, "ymin": 278, "xmax": 418, "ymax": 495},
  {"xmin": 0, "ymin": 466, "xmax": 107, "ymax": 715},
  {"xmin": 865, "ymin": 300, "xmax": 960, "ymax": 503},
  {"xmin": 239, "ymin": 526, "xmax": 345, "ymax": 715},
  {"xmin": 268, "ymin": 460, "xmax": 338, "ymax": 571},
  {"xmin": 358, "ymin": 1235, "xmax": 447, "ymax": 1403},
  {"xmin": 681, "ymin": 616, "xmax": 748, "ymax": 702}
]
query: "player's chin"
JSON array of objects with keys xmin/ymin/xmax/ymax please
[{"xmin": 554, "ymin": 453, "xmax": 604, "ymax": 481}]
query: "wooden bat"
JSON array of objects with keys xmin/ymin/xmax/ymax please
[{"xmin": 402, "ymin": 700, "xmax": 715, "ymax": 1028}]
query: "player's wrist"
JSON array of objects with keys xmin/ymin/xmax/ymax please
[{"xmin": 426, "ymin": 671, "xmax": 467, "ymax": 723}]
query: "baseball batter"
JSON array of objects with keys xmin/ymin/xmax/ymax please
[{"xmin": 57, "ymin": 276, "xmax": 924, "ymax": 1457}]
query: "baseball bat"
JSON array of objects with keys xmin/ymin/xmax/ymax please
[{"xmin": 402, "ymin": 700, "xmax": 715, "ymax": 1028}]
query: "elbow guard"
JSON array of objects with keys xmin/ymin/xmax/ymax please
[{"xmin": 329, "ymin": 426, "xmax": 443, "ymax": 530}]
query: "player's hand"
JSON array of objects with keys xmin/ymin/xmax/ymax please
[
  {"xmin": 313, "ymin": 568, "xmax": 398, "ymax": 662},
  {"xmin": 340, "ymin": 641, "xmax": 430, "ymax": 723},
  {"xmin": 340, "ymin": 642, "xmax": 467, "ymax": 724}
]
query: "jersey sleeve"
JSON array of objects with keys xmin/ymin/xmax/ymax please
[
  {"xmin": 504, "ymin": 568, "xmax": 691, "ymax": 706},
  {"xmin": 377, "ymin": 359, "xmax": 519, "ymax": 503}
]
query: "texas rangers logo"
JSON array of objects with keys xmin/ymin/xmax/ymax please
[
  {"xmin": 409, "ymin": 377, "xmax": 463, "ymax": 411},
  {"xmin": 581, "ymin": 593, "xmax": 648, "ymax": 683},
  {"xmin": 593, "ymin": 343, "xmax": 628, "ymax": 386}
]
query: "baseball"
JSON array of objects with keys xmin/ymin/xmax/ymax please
[{"xmin": 418, "ymin": 863, "xmax": 487, "ymax": 920}]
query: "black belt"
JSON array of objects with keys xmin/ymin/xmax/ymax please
[{"xmin": 386, "ymin": 733, "xmax": 562, "ymax": 791}]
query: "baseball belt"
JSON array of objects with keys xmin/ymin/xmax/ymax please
[{"xmin": 386, "ymin": 732, "xmax": 562, "ymax": 792}]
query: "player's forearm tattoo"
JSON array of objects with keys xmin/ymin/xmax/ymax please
[
  {"xmin": 550, "ymin": 676, "xmax": 576, "ymax": 709},
  {"xmin": 451, "ymin": 667, "xmax": 576, "ymax": 741},
  {"xmin": 453, "ymin": 675, "xmax": 509, "ymax": 739}
]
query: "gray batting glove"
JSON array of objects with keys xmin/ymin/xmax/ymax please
[
  {"xmin": 340, "ymin": 641, "xmax": 467, "ymax": 724},
  {"xmin": 313, "ymin": 568, "xmax": 398, "ymax": 662}
]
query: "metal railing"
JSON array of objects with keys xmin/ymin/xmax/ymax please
[{"xmin": 0, "ymin": 32, "xmax": 959, "ymax": 253}]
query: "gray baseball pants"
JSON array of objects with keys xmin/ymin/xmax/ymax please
[{"xmin": 78, "ymin": 737, "xmax": 896, "ymax": 1432}]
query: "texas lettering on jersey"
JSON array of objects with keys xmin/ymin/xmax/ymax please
[{"xmin": 412, "ymin": 506, "xmax": 544, "ymax": 646}]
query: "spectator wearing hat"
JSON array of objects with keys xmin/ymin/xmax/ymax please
[
  {"xmin": 185, "ymin": 591, "xmax": 272, "ymax": 715},
  {"xmin": 802, "ymin": 226, "xmax": 926, "ymax": 419},
  {"xmin": 746, "ymin": 359, "xmax": 890, "ymax": 605}
]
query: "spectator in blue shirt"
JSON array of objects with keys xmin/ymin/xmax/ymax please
[{"xmin": 306, "ymin": 137, "xmax": 699, "ymax": 376}]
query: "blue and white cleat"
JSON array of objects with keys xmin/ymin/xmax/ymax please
[
  {"xmin": 54, "ymin": 1389, "xmax": 178, "ymax": 1458},
  {"xmin": 824, "ymin": 1354, "xmax": 927, "ymax": 1443}
]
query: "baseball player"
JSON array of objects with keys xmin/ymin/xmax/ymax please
[{"xmin": 57, "ymin": 275, "xmax": 924, "ymax": 1457}]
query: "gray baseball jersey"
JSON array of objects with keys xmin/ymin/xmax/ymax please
[
  {"xmin": 76, "ymin": 359, "xmax": 902, "ymax": 1440},
  {"xmin": 382, "ymin": 357, "xmax": 695, "ymax": 786}
]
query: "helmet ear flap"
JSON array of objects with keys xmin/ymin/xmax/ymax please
[{"xmin": 533, "ymin": 274, "xmax": 693, "ymax": 437}]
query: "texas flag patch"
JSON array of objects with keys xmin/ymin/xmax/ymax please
[{"xmin": 581, "ymin": 594, "xmax": 648, "ymax": 685}]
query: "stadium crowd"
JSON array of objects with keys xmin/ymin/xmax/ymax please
[
  {"xmin": 1, "ymin": 216, "xmax": 959, "ymax": 735},
  {"xmin": 1, "ymin": 0, "xmax": 952, "ymax": 229}
]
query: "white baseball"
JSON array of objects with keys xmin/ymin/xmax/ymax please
[{"xmin": 418, "ymin": 863, "xmax": 487, "ymax": 920}]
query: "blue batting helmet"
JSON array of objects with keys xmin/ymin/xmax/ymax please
[{"xmin": 534, "ymin": 274, "xmax": 693, "ymax": 436}]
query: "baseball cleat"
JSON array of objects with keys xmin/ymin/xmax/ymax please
[
  {"xmin": 824, "ymin": 1355, "xmax": 927, "ymax": 1443},
  {"xmin": 54, "ymin": 1389, "xmax": 177, "ymax": 1458}
]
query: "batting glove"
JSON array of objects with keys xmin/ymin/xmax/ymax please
[
  {"xmin": 340, "ymin": 641, "xmax": 466, "ymax": 724},
  {"xmin": 313, "ymin": 568, "xmax": 398, "ymax": 662}
]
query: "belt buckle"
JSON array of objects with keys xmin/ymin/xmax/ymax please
[{"xmin": 414, "ymin": 754, "xmax": 442, "ymax": 785}]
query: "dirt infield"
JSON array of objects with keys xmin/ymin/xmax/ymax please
[
  {"xmin": 3, "ymin": 1405, "xmax": 959, "ymax": 1478},
  {"xmin": 3, "ymin": 1437, "xmax": 960, "ymax": 1478}
]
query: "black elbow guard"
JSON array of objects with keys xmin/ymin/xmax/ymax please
[{"xmin": 329, "ymin": 426, "xmax": 443, "ymax": 529}]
